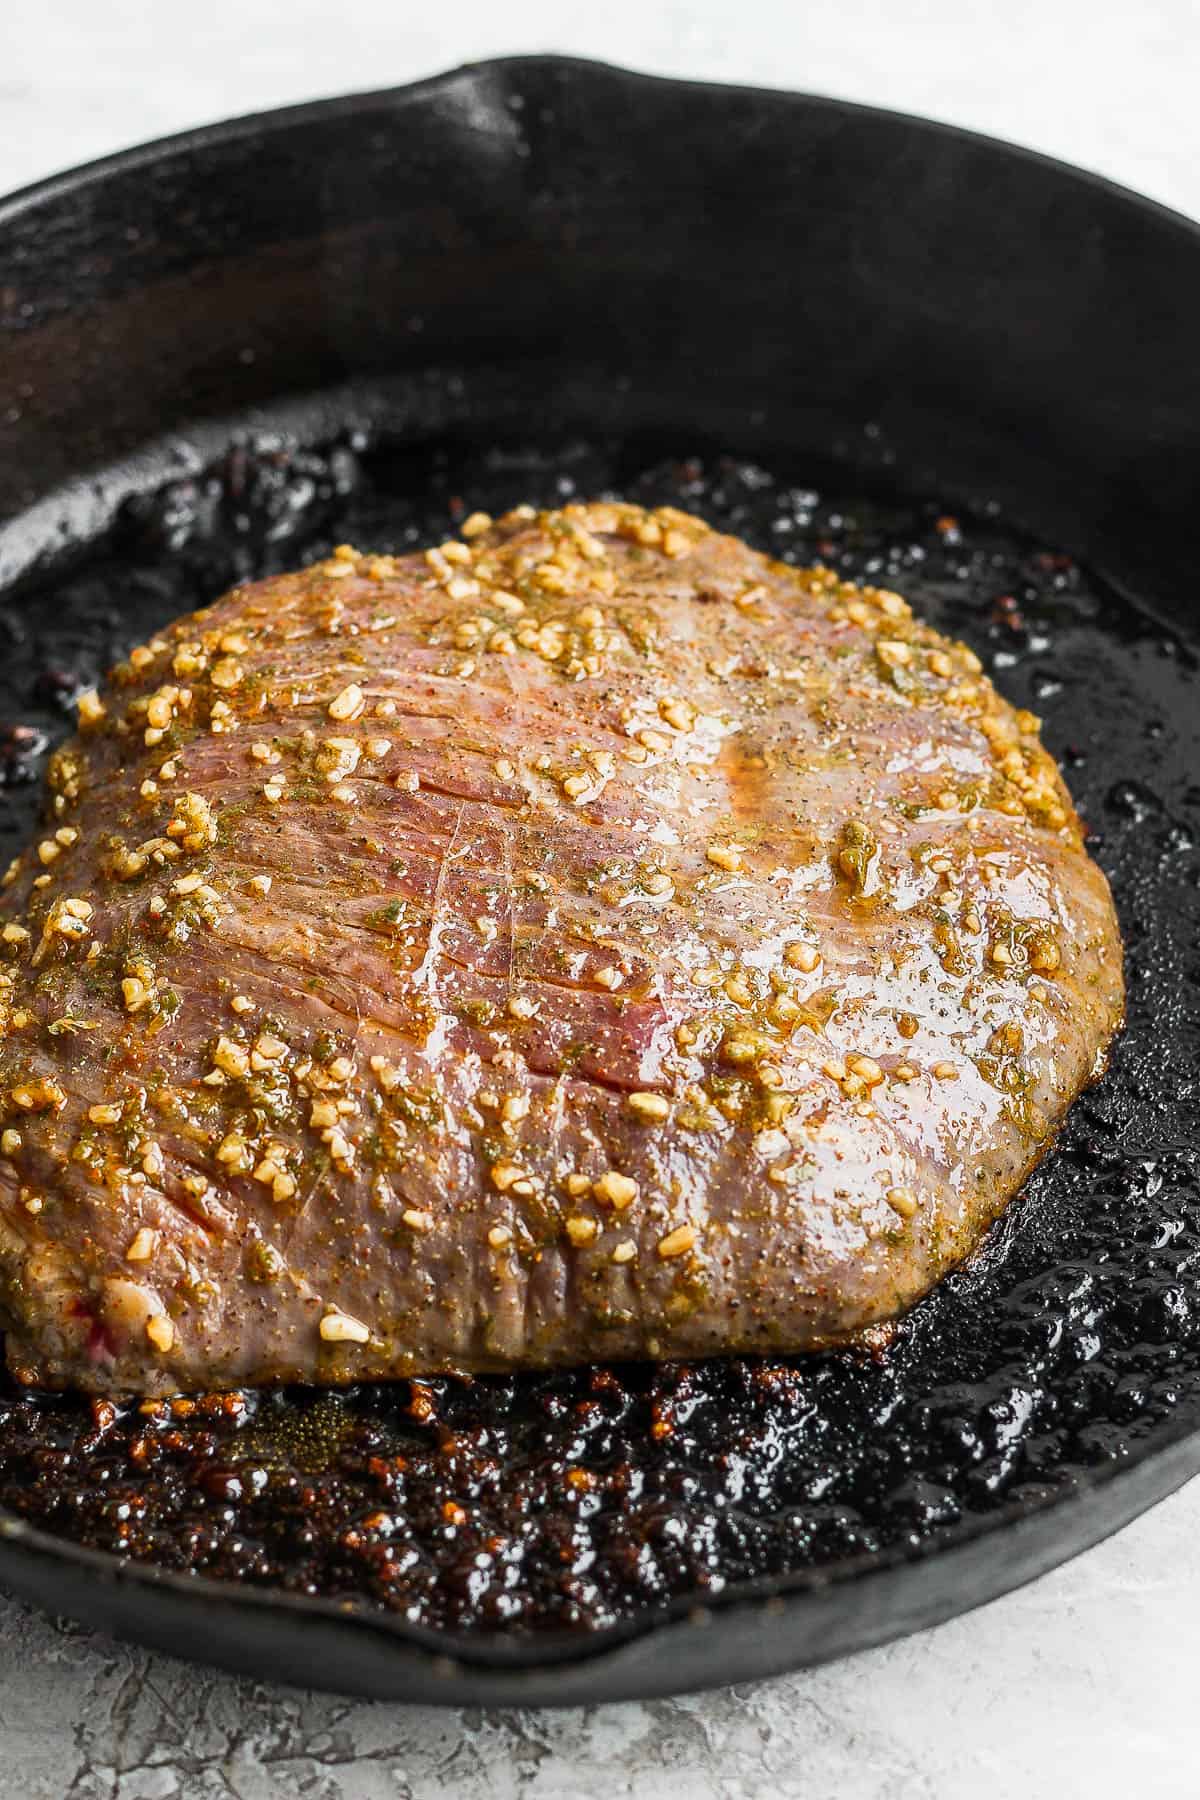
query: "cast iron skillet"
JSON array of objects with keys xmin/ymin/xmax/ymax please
[{"xmin": 1, "ymin": 56, "xmax": 1200, "ymax": 1705}]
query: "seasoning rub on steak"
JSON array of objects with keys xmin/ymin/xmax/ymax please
[{"xmin": 0, "ymin": 502, "xmax": 1124, "ymax": 1395}]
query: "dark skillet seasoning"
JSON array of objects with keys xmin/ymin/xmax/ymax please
[{"xmin": 0, "ymin": 437, "xmax": 1194, "ymax": 1637}]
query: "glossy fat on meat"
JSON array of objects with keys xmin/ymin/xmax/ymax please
[{"xmin": 0, "ymin": 502, "xmax": 1124, "ymax": 1395}]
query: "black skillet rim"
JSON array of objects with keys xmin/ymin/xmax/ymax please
[
  {"xmin": 1, "ymin": 55, "xmax": 1199, "ymax": 1702},
  {"xmin": 2, "ymin": 51, "xmax": 1199, "ymax": 248}
]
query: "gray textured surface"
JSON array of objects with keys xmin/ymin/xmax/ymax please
[
  {"xmin": 2, "ymin": 2, "xmax": 1200, "ymax": 1793},
  {"xmin": 0, "ymin": 1482, "xmax": 1197, "ymax": 1796}
]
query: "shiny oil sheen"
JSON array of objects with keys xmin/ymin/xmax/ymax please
[{"xmin": 0, "ymin": 436, "xmax": 1192, "ymax": 1639}]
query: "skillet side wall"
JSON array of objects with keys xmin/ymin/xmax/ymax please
[{"xmin": 1, "ymin": 58, "xmax": 1199, "ymax": 616}]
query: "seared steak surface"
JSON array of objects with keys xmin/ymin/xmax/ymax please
[{"xmin": 0, "ymin": 502, "xmax": 1123, "ymax": 1395}]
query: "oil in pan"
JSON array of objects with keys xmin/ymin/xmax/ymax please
[{"xmin": 0, "ymin": 435, "xmax": 1196, "ymax": 1638}]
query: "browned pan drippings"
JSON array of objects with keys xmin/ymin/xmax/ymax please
[{"xmin": 0, "ymin": 437, "xmax": 1193, "ymax": 1639}]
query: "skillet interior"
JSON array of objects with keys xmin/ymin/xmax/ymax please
[{"xmin": 0, "ymin": 58, "xmax": 1199, "ymax": 1702}]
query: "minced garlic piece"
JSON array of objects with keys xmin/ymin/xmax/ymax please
[
  {"xmin": 657, "ymin": 1223, "xmax": 697, "ymax": 1259},
  {"xmin": 327, "ymin": 682, "xmax": 365, "ymax": 721},
  {"xmin": 76, "ymin": 689, "xmax": 107, "ymax": 728},
  {"xmin": 593, "ymin": 1170, "xmax": 638, "ymax": 1209},
  {"xmin": 627, "ymin": 1092, "xmax": 670, "ymax": 1123},
  {"xmin": 145, "ymin": 1314, "xmax": 175, "ymax": 1352},
  {"xmin": 320, "ymin": 1308, "xmax": 369, "ymax": 1344}
]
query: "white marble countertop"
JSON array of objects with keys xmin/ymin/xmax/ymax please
[{"xmin": 2, "ymin": 2, "xmax": 1199, "ymax": 1794}]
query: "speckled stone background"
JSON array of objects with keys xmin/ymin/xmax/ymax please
[{"xmin": 2, "ymin": 2, "xmax": 1200, "ymax": 1793}]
